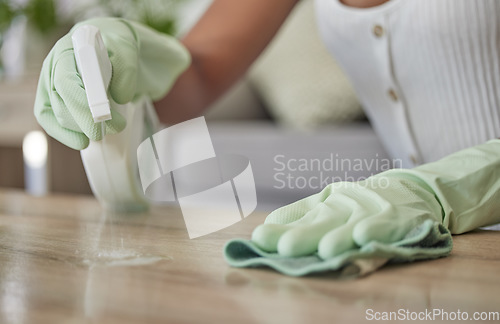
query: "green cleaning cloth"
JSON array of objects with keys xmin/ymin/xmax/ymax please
[{"xmin": 224, "ymin": 140, "xmax": 500, "ymax": 277}]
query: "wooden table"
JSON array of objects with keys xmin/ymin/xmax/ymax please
[{"xmin": 0, "ymin": 189, "xmax": 499, "ymax": 323}]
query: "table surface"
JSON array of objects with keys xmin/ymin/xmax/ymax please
[{"xmin": 0, "ymin": 189, "xmax": 499, "ymax": 324}]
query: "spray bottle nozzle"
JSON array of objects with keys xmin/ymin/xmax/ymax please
[{"xmin": 72, "ymin": 25, "xmax": 112, "ymax": 123}]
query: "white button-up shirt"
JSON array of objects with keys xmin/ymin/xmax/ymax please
[{"xmin": 315, "ymin": 0, "xmax": 500, "ymax": 167}]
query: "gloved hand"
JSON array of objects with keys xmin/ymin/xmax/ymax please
[
  {"xmin": 34, "ymin": 17, "xmax": 191, "ymax": 150},
  {"xmin": 224, "ymin": 140, "xmax": 500, "ymax": 276},
  {"xmin": 251, "ymin": 171, "xmax": 444, "ymax": 260}
]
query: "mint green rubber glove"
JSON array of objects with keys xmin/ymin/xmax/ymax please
[
  {"xmin": 224, "ymin": 140, "xmax": 500, "ymax": 276},
  {"xmin": 34, "ymin": 17, "xmax": 190, "ymax": 150}
]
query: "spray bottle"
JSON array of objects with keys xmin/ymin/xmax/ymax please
[{"xmin": 72, "ymin": 25, "xmax": 159, "ymax": 212}]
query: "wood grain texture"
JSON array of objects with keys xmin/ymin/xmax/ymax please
[{"xmin": 0, "ymin": 189, "xmax": 499, "ymax": 323}]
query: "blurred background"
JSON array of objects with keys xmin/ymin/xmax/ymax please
[{"xmin": 0, "ymin": 0, "xmax": 392, "ymax": 211}]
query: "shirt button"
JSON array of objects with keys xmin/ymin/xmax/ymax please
[
  {"xmin": 373, "ymin": 25, "xmax": 384, "ymax": 37},
  {"xmin": 388, "ymin": 89, "xmax": 399, "ymax": 102}
]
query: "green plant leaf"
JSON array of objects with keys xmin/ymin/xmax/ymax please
[
  {"xmin": 24, "ymin": 0, "xmax": 58, "ymax": 34},
  {"xmin": 0, "ymin": 0, "xmax": 15, "ymax": 33},
  {"xmin": 141, "ymin": 15, "xmax": 176, "ymax": 36}
]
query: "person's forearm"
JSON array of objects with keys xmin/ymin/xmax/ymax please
[
  {"xmin": 154, "ymin": 0, "xmax": 299, "ymax": 124},
  {"xmin": 154, "ymin": 61, "xmax": 208, "ymax": 124}
]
